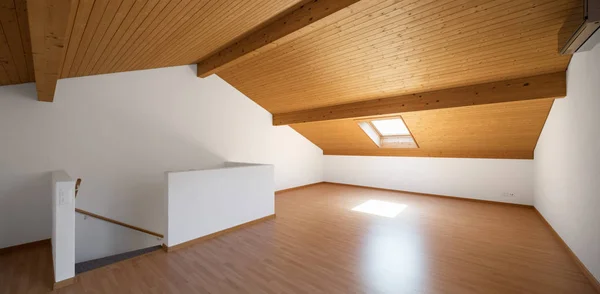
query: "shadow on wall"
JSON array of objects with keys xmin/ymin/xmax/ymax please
[
  {"xmin": 70, "ymin": 95, "xmax": 227, "ymax": 235},
  {"xmin": 0, "ymin": 172, "xmax": 52, "ymax": 248},
  {"xmin": 5, "ymin": 80, "xmax": 38, "ymax": 101},
  {"xmin": 0, "ymin": 81, "xmax": 226, "ymax": 250}
]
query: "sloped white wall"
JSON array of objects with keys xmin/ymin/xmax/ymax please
[
  {"xmin": 324, "ymin": 156, "xmax": 534, "ymax": 205},
  {"xmin": 534, "ymin": 31, "xmax": 600, "ymax": 281},
  {"xmin": 0, "ymin": 65, "xmax": 323, "ymax": 255}
]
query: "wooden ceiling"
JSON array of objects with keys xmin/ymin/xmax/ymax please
[
  {"xmin": 0, "ymin": 0, "xmax": 33, "ymax": 85},
  {"xmin": 0, "ymin": 0, "xmax": 305, "ymax": 87},
  {"xmin": 291, "ymin": 99, "xmax": 555, "ymax": 159},
  {"xmin": 58, "ymin": 0, "xmax": 305, "ymax": 78},
  {"xmin": 0, "ymin": 0, "xmax": 583, "ymax": 159},
  {"xmin": 217, "ymin": 0, "xmax": 580, "ymax": 113}
]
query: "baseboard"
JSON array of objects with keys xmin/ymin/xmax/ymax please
[
  {"xmin": 0, "ymin": 238, "xmax": 50, "ymax": 255},
  {"xmin": 275, "ymin": 182, "xmax": 324, "ymax": 194},
  {"xmin": 164, "ymin": 214, "xmax": 276, "ymax": 252},
  {"xmin": 53, "ymin": 277, "xmax": 76, "ymax": 290},
  {"xmin": 323, "ymin": 182, "xmax": 533, "ymax": 208},
  {"xmin": 533, "ymin": 208, "xmax": 600, "ymax": 293}
]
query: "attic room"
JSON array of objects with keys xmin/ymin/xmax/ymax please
[{"xmin": 0, "ymin": 0, "xmax": 598, "ymax": 293}]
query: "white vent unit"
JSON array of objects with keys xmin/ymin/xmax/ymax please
[{"xmin": 560, "ymin": 0, "xmax": 600, "ymax": 54}]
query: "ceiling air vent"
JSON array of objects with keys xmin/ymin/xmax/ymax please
[{"xmin": 560, "ymin": 0, "xmax": 600, "ymax": 55}]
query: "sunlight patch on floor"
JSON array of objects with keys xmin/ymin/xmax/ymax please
[{"xmin": 351, "ymin": 200, "xmax": 407, "ymax": 218}]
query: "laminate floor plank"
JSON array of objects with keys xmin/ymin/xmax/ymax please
[{"xmin": 0, "ymin": 183, "xmax": 595, "ymax": 293}]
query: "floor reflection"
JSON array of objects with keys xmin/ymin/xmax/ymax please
[{"xmin": 361, "ymin": 217, "xmax": 427, "ymax": 293}]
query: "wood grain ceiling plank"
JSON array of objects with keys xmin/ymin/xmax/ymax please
[
  {"xmin": 74, "ymin": 0, "xmax": 124, "ymax": 76},
  {"xmin": 225, "ymin": 13, "xmax": 573, "ymax": 89},
  {"xmin": 61, "ymin": 0, "xmax": 95, "ymax": 78},
  {"xmin": 196, "ymin": 0, "xmax": 361, "ymax": 78},
  {"xmin": 171, "ymin": 0, "xmax": 292, "ymax": 66},
  {"xmin": 28, "ymin": 0, "xmax": 75, "ymax": 101},
  {"xmin": 217, "ymin": 0, "xmax": 568, "ymax": 104},
  {"xmin": 107, "ymin": 0, "xmax": 181, "ymax": 73},
  {"xmin": 0, "ymin": 17, "xmax": 21, "ymax": 84},
  {"xmin": 104, "ymin": 0, "xmax": 174, "ymax": 73},
  {"xmin": 0, "ymin": 62, "xmax": 10, "ymax": 84},
  {"xmin": 220, "ymin": 0, "xmax": 514, "ymax": 79},
  {"xmin": 226, "ymin": 59, "xmax": 568, "ymax": 113},
  {"xmin": 221, "ymin": 0, "xmax": 575, "ymax": 89},
  {"xmin": 153, "ymin": 0, "xmax": 271, "ymax": 66},
  {"xmin": 276, "ymin": 65, "xmax": 568, "ymax": 111},
  {"xmin": 95, "ymin": 0, "xmax": 161, "ymax": 74},
  {"xmin": 233, "ymin": 45, "xmax": 569, "ymax": 99},
  {"xmin": 81, "ymin": 0, "xmax": 135, "ymax": 76},
  {"xmin": 68, "ymin": 0, "xmax": 111, "ymax": 77},
  {"xmin": 153, "ymin": 0, "xmax": 260, "ymax": 66},
  {"xmin": 240, "ymin": 58, "xmax": 567, "ymax": 113},
  {"xmin": 88, "ymin": 0, "xmax": 149, "ymax": 75},
  {"xmin": 242, "ymin": 46, "xmax": 571, "ymax": 100},
  {"xmin": 222, "ymin": 0, "xmax": 499, "ymax": 78},
  {"xmin": 273, "ymin": 72, "xmax": 565, "ymax": 125},
  {"xmin": 125, "ymin": 0, "xmax": 212, "ymax": 70},
  {"xmin": 0, "ymin": 0, "xmax": 29, "ymax": 82},
  {"xmin": 143, "ymin": 0, "xmax": 286, "ymax": 69},
  {"xmin": 120, "ymin": 0, "xmax": 203, "ymax": 70},
  {"xmin": 13, "ymin": 0, "xmax": 33, "ymax": 81},
  {"xmin": 237, "ymin": 59, "xmax": 566, "ymax": 103},
  {"xmin": 290, "ymin": 99, "xmax": 554, "ymax": 159},
  {"xmin": 214, "ymin": 0, "xmax": 411, "ymax": 64},
  {"xmin": 137, "ymin": 0, "xmax": 229, "ymax": 67},
  {"xmin": 151, "ymin": 0, "xmax": 293, "ymax": 67}
]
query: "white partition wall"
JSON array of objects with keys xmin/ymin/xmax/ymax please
[
  {"xmin": 51, "ymin": 171, "xmax": 76, "ymax": 284},
  {"xmin": 165, "ymin": 162, "xmax": 275, "ymax": 247}
]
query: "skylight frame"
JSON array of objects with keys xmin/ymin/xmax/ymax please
[{"xmin": 356, "ymin": 116, "xmax": 419, "ymax": 149}]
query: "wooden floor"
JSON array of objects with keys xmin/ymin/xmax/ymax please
[{"xmin": 1, "ymin": 183, "xmax": 596, "ymax": 293}]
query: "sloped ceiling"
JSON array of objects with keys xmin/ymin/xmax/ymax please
[
  {"xmin": 218, "ymin": 0, "xmax": 580, "ymax": 113},
  {"xmin": 0, "ymin": 0, "xmax": 34, "ymax": 85},
  {"xmin": 215, "ymin": 0, "xmax": 579, "ymax": 159},
  {"xmin": 0, "ymin": 0, "xmax": 305, "ymax": 85},
  {"xmin": 0, "ymin": 0, "xmax": 582, "ymax": 159},
  {"xmin": 290, "ymin": 99, "xmax": 554, "ymax": 159}
]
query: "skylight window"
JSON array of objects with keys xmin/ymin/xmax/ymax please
[
  {"xmin": 371, "ymin": 119, "xmax": 410, "ymax": 136},
  {"xmin": 356, "ymin": 116, "xmax": 418, "ymax": 149}
]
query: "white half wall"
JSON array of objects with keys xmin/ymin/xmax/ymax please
[
  {"xmin": 534, "ymin": 31, "xmax": 600, "ymax": 281},
  {"xmin": 166, "ymin": 162, "xmax": 274, "ymax": 247},
  {"xmin": 0, "ymin": 64, "xmax": 322, "ymax": 251},
  {"xmin": 324, "ymin": 155, "xmax": 534, "ymax": 205},
  {"xmin": 51, "ymin": 171, "xmax": 76, "ymax": 283}
]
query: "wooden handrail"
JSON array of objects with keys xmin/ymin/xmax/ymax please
[{"xmin": 75, "ymin": 208, "xmax": 164, "ymax": 238}]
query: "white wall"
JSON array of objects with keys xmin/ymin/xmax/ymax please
[
  {"xmin": 51, "ymin": 171, "xmax": 76, "ymax": 283},
  {"xmin": 0, "ymin": 65, "xmax": 323, "ymax": 253},
  {"xmin": 534, "ymin": 31, "xmax": 600, "ymax": 281},
  {"xmin": 166, "ymin": 162, "xmax": 274, "ymax": 247},
  {"xmin": 324, "ymin": 155, "xmax": 534, "ymax": 205}
]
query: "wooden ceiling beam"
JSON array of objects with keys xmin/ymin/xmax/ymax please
[
  {"xmin": 27, "ymin": 0, "xmax": 75, "ymax": 102},
  {"xmin": 196, "ymin": 0, "xmax": 361, "ymax": 78},
  {"xmin": 273, "ymin": 72, "xmax": 566, "ymax": 125}
]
